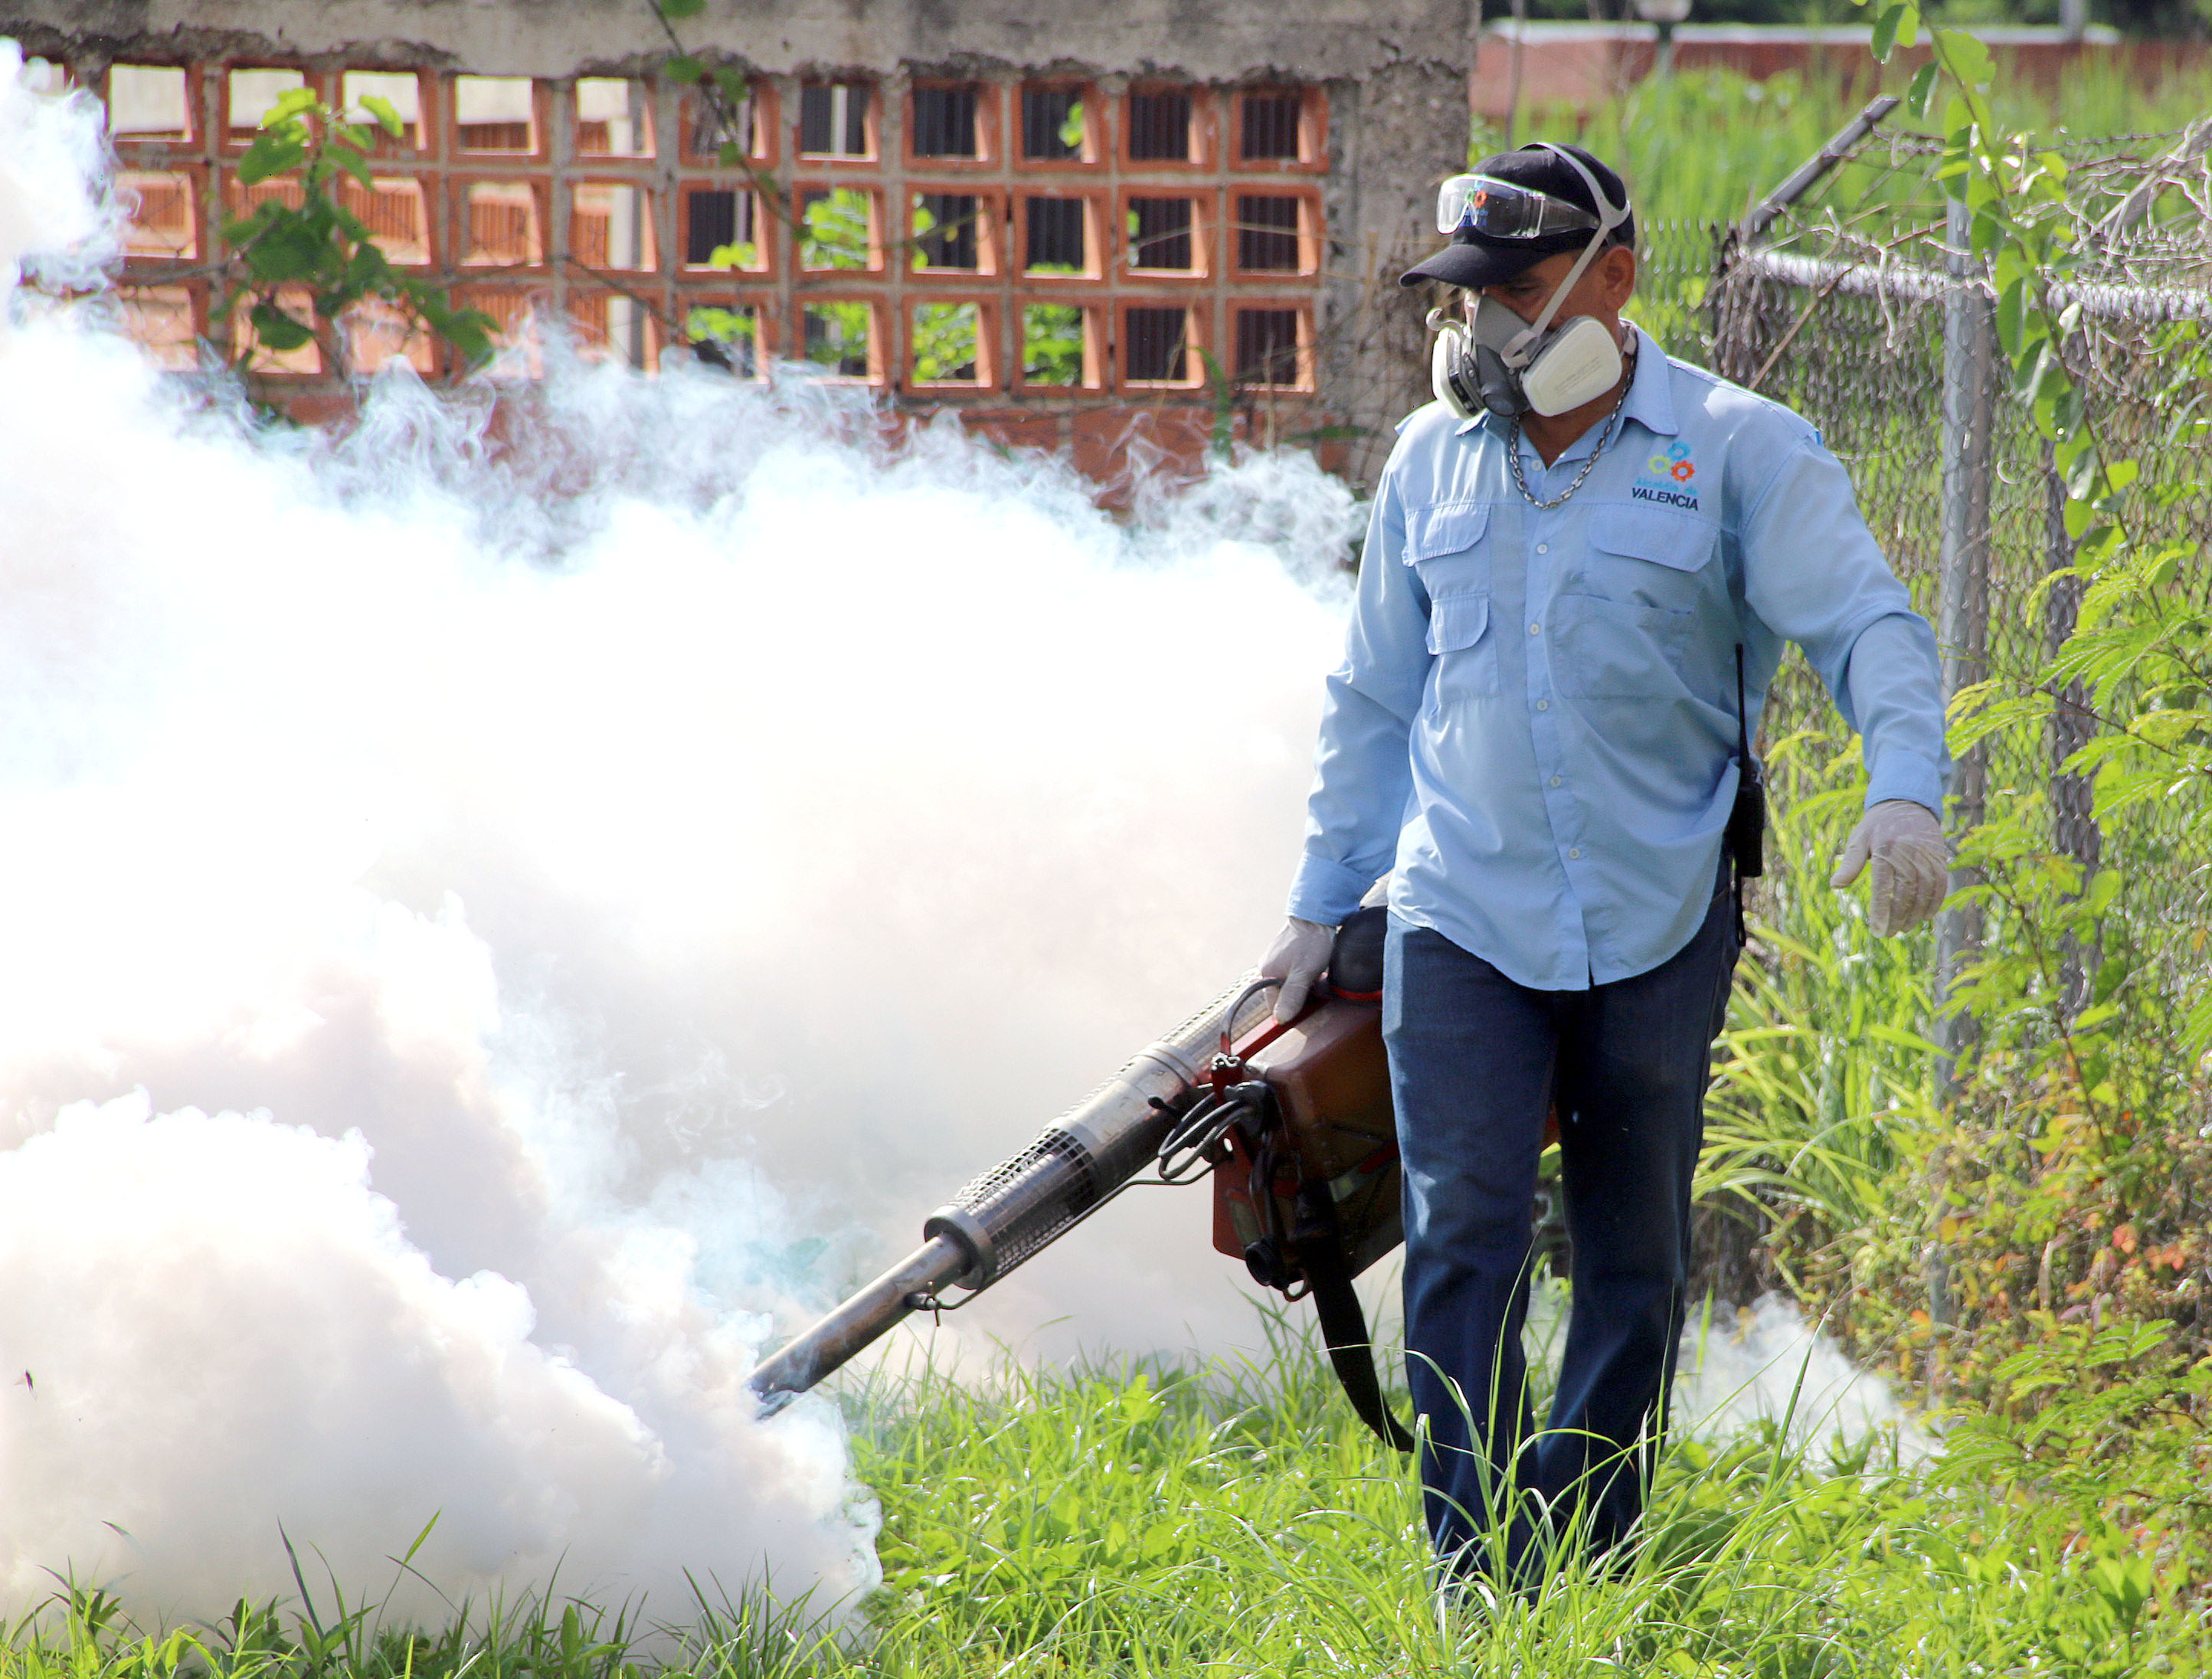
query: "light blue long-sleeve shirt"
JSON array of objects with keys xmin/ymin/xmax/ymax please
[{"xmin": 1287, "ymin": 324, "xmax": 1949, "ymax": 991}]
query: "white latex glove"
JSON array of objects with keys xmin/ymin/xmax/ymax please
[
  {"xmin": 1258, "ymin": 917, "xmax": 1335, "ymax": 1023},
  {"xmin": 1829, "ymin": 799, "xmax": 1949, "ymax": 937}
]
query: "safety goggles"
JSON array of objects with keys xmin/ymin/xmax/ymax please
[{"xmin": 1435, "ymin": 174, "xmax": 1602, "ymax": 239}]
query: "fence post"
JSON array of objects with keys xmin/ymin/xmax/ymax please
[
  {"xmin": 1934, "ymin": 195, "xmax": 1994, "ymax": 1085},
  {"xmin": 1504, "ymin": 0, "xmax": 1527, "ymax": 146}
]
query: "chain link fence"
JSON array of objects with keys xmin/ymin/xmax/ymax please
[{"xmin": 1631, "ymin": 121, "xmax": 2211, "ymax": 1099}]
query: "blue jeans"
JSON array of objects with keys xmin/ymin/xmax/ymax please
[{"xmin": 1383, "ymin": 876, "xmax": 1739, "ymax": 1579}]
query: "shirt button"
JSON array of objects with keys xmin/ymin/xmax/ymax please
[
  {"xmin": 1550, "ymin": 776, "xmax": 1562, "ymax": 787},
  {"xmin": 1536, "ymin": 699, "xmax": 1550, "ymax": 712},
  {"xmin": 1529, "ymin": 623, "xmax": 1541, "ymax": 635},
  {"xmin": 1536, "ymin": 543, "xmax": 1549, "ymax": 554},
  {"xmin": 1569, "ymin": 847, "xmax": 1582, "ymax": 859}
]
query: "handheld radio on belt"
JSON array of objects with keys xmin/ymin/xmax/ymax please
[{"xmin": 1726, "ymin": 643, "xmax": 1766, "ymax": 941}]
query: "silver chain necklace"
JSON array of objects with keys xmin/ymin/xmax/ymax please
[{"xmin": 1504, "ymin": 363, "xmax": 1634, "ymax": 512}]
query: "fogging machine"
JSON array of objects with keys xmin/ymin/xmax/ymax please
[{"xmin": 747, "ymin": 912, "xmax": 1556, "ymax": 1448}]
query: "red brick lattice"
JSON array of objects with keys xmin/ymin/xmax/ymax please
[{"xmin": 95, "ymin": 59, "xmax": 1332, "ymax": 479}]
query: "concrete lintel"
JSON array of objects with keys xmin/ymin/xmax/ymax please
[
  {"xmin": 1478, "ymin": 18, "xmax": 2122, "ymax": 44},
  {"xmin": 5, "ymin": 0, "xmax": 1477, "ymax": 83}
]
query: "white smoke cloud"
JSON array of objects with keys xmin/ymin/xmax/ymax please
[
  {"xmin": 1674, "ymin": 1294, "xmax": 1936, "ymax": 1466},
  {"xmin": 0, "ymin": 42, "xmax": 112, "ymax": 299},
  {"xmin": 0, "ymin": 1094, "xmax": 864, "ymax": 1618},
  {"xmin": 0, "ymin": 44, "xmax": 1357, "ymax": 1626}
]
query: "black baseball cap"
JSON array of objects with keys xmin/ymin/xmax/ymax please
[{"xmin": 1399, "ymin": 142, "xmax": 1635, "ymax": 290}]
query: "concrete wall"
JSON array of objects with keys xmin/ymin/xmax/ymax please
[
  {"xmin": 7, "ymin": 0, "xmax": 1474, "ymax": 487},
  {"xmin": 1317, "ymin": 56, "xmax": 1468, "ymax": 482}
]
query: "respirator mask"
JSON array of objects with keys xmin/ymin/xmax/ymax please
[{"xmin": 1425, "ymin": 144, "xmax": 1633, "ymax": 421}]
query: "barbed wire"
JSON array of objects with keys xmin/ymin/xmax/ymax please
[
  {"xmin": 1865, "ymin": 123, "xmax": 2200, "ymax": 156},
  {"xmin": 1752, "ymin": 116, "xmax": 2212, "ymax": 313}
]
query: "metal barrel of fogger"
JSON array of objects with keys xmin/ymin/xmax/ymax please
[{"xmin": 746, "ymin": 977, "xmax": 1271, "ymax": 1405}]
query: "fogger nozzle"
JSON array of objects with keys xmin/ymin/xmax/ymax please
[
  {"xmin": 745, "ymin": 980, "xmax": 1272, "ymax": 1406},
  {"xmin": 744, "ymin": 1234, "xmax": 971, "ymax": 1406}
]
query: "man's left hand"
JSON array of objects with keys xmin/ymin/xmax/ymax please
[{"xmin": 1829, "ymin": 800, "xmax": 1948, "ymax": 936}]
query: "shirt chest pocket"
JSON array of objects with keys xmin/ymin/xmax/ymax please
[
  {"xmin": 1559, "ymin": 508, "xmax": 1722, "ymax": 700},
  {"xmin": 1572, "ymin": 507, "xmax": 1720, "ymax": 614},
  {"xmin": 1402, "ymin": 499, "xmax": 1494, "ymax": 597},
  {"xmin": 1403, "ymin": 502, "xmax": 1500, "ymax": 701}
]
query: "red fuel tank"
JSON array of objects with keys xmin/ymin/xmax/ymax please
[{"xmin": 1211, "ymin": 997, "xmax": 1559, "ymax": 1285}]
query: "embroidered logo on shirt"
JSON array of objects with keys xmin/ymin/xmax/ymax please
[{"xmin": 1630, "ymin": 439, "xmax": 1700, "ymax": 509}]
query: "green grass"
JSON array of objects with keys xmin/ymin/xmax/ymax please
[
  {"xmin": 1479, "ymin": 58, "xmax": 2212, "ymax": 232},
  {"xmin": 8, "ymin": 1321, "xmax": 2205, "ymax": 1677}
]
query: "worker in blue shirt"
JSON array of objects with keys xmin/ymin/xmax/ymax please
[{"xmin": 1257, "ymin": 142, "xmax": 1951, "ymax": 1584}]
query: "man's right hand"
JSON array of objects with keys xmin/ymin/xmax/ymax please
[{"xmin": 1258, "ymin": 918, "xmax": 1336, "ymax": 1023}]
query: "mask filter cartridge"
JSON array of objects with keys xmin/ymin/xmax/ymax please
[{"xmin": 1516, "ymin": 313, "xmax": 1623, "ymax": 417}]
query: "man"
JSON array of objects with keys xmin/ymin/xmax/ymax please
[{"xmin": 1257, "ymin": 142, "xmax": 1950, "ymax": 1582}]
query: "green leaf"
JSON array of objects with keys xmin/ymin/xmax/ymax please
[
  {"xmin": 2132, "ymin": 709, "xmax": 2210, "ymax": 748},
  {"xmin": 2181, "ymin": 988, "xmax": 2212, "ymax": 1059},
  {"xmin": 1870, "ymin": 1, "xmax": 1914, "ymax": 61},
  {"xmin": 657, "ymin": 0, "xmax": 706, "ymax": 15},
  {"xmin": 359, "ymin": 93, "xmax": 404, "ymax": 139},
  {"xmin": 2063, "ymin": 443, "xmax": 2099, "ymax": 502},
  {"xmin": 398, "ymin": 1513, "xmax": 440, "ymax": 1567},
  {"xmin": 1906, "ymin": 62, "xmax": 1939, "ymax": 119},
  {"xmin": 1969, "ymin": 210, "xmax": 2002, "ymax": 263},
  {"xmin": 2069, "ymin": 1002, "xmax": 2120, "ymax": 1034},
  {"xmin": 237, "ymin": 136, "xmax": 307, "ymax": 186},
  {"xmin": 420, "ymin": 296, "xmax": 496, "ymax": 368},
  {"xmin": 2089, "ymin": 1553, "xmax": 2153, "ymax": 1633},
  {"xmin": 241, "ymin": 222, "xmax": 325, "ymax": 284},
  {"xmin": 2053, "ymin": 420, "xmax": 2088, "ymax": 479},
  {"xmin": 665, "ymin": 55, "xmax": 704, "ymax": 83},
  {"xmin": 330, "ymin": 201, "xmax": 373, "ymax": 246},
  {"xmin": 2051, "ymin": 381, "xmax": 2085, "ymax": 442},
  {"xmin": 1936, "ymin": 26, "xmax": 1994, "ymax": 91},
  {"xmin": 713, "ymin": 67, "xmax": 749, "ymax": 103},
  {"xmin": 249, "ymin": 300, "xmax": 314, "ymax": 352},
  {"xmin": 267, "ymin": 86, "xmax": 319, "ymax": 124},
  {"xmin": 343, "ymin": 242, "xmax": 392, "ymax": 293},
  {"xmin": 1994, "ymin": 277, "xmax": 2032, "ymax": 358},
  {"xmin": 2027, "ymin": 346, "xmax": 2068, "ymax": 411},
  {"xmin": 686, "ymin": 305, "xmax": 752, "ymax": 343},
  {"xmin": 705, "ymin": 241, "xmax": 758, "ymax": 270}
]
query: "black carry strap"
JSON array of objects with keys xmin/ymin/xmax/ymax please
[{"xmin": 1291, "ymin": 1187, "xmax": 1415, "ymax": 1453}]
